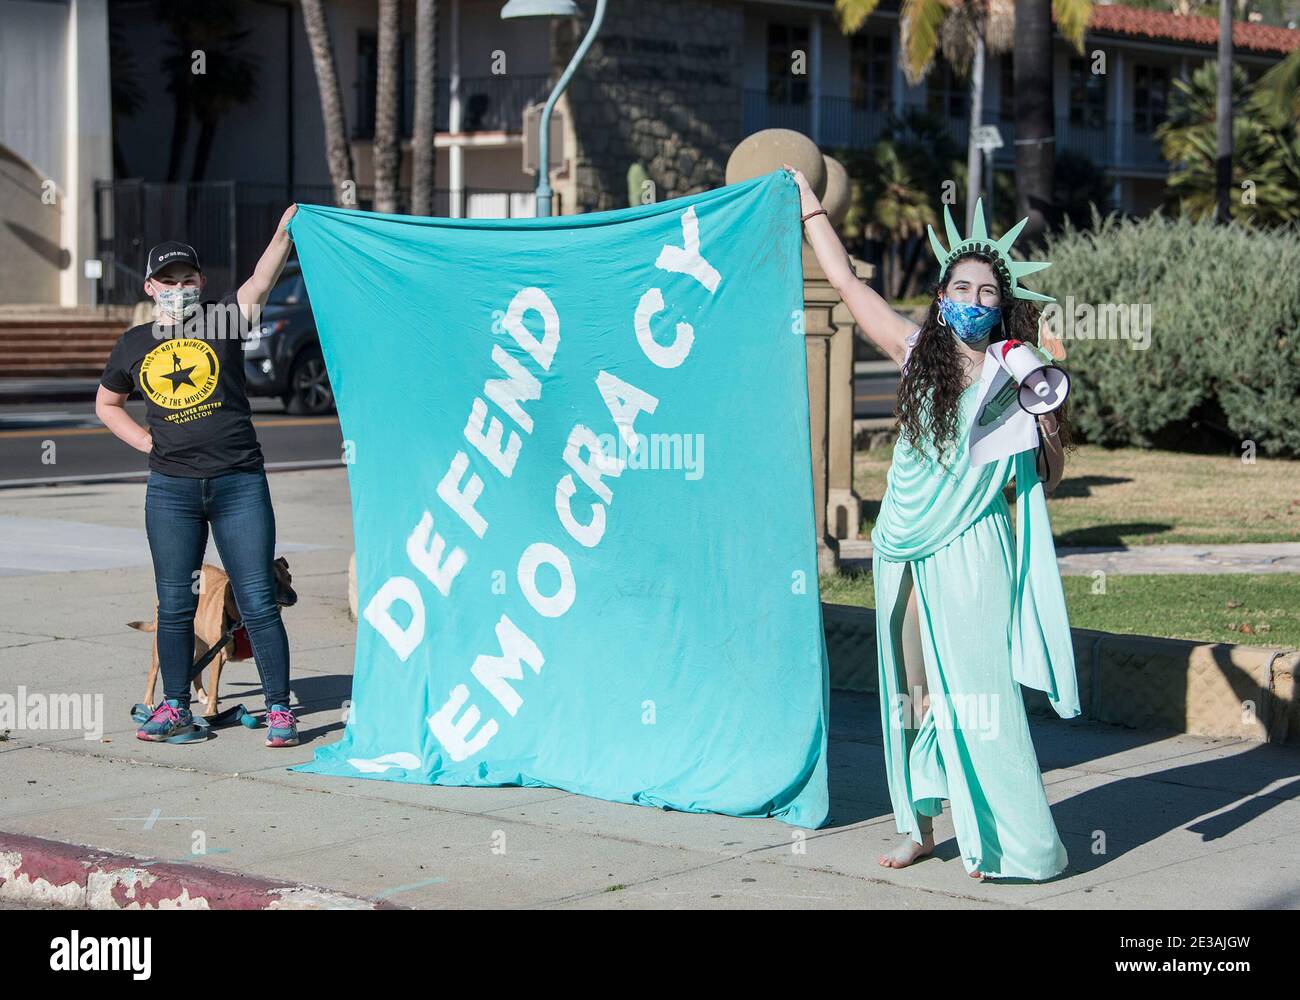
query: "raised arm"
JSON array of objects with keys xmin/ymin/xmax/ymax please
[
  {"xmin": 236, "ymin": 204, "xmax": 298, "ymax": 325},
  {"xmin": 785, "ymin": 167, "xmax": 917, "ymax": 367}
]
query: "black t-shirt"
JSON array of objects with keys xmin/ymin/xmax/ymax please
[{"xmin": 100, "ymin": 293, "xmax": 265, "ymax": 477}]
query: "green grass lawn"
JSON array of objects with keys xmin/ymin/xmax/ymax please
[
  {"xmin": 855, "ymin": 443, "xmax": 1300, "ymax": 547},
  {"xmin": 820, "ymin": 570, "xmax": 1300, "ymax": 648}
]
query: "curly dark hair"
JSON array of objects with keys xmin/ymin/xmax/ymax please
[{"xmin": 896, "ymin": 250, "xmax": 1075, "ymax": 471}]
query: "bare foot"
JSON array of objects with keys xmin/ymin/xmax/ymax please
[
  {"xmin": 969, "ymin": 869, "xmax": 985, "ymax": 880},
  {"xmin": 877, "ymin": 832, "xmax": 934, "ymax": 869}
]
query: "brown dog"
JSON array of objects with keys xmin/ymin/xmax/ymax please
[{"xmin": 128, "ymin": 556, "xmax": 296, "ymax": 718}]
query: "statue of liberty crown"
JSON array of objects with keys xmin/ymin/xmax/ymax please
[{"xmin": 926, "ymin": 198, "xmax": 1055, "ymax": 303}]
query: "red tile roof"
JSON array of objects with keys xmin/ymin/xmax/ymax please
[{"xmin": 1079, "ymin": 3, "xmax": 1300, "ymax": 55}]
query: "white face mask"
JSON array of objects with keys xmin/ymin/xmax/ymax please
[{"xmin": 156, "ymin": 285, "xmax": 200, "ymax": 319}]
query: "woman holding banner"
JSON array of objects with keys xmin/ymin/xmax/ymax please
[
  {"xmin": 95, "ymin": 208, "xmax": 301, "ymax": 748},
  {"xmin": 787, "ymin": 166, "xmax": 1080, "ymax": 882}
]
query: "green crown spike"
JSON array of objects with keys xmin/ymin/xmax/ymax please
[{"xmin": 926, "ymin": 198, "xmax": 1055, "ymax": 303}]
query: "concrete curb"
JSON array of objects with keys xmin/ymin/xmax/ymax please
[
  {"xmin": 821, "ymin": 602, "xmax": 1300, "ymax": 744},
  {"xmin": 0, "ymin": 832, "xmax": 402, "ymax": 910}
]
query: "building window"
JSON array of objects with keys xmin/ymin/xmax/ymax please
[
  {"xmin": 926, "ymin": 61, "xmax": 965, "ymax": 119},
  {"xmin": 1068, "ymin": 57, "xmax": 1106, "ymax": 129},
  {"xmin": 849, "ymin": 33, "xmax": 891, "ymax": 112},
  {"xmin": 1134, "ymin": 65, "xmax": 1168, "ymax": 131},
  {"xmin": 767, "ymin": 22, "xmax": 810, "ymax": 105}
]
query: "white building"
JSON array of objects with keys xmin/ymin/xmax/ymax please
[{"xmin": 0, "ymin": 0, "xmax": 112, "ymax": 306}]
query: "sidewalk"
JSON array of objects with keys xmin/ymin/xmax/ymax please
[
  {"xmin": 839, "ymin": 539, "xmax": 1300, "ymax": 575},
  {"xmin": 2, "ymin": 469, "xmax": 1298, "ymax": 908}
]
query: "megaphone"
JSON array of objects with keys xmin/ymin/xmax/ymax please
[{"xmin": 995, "ymin": 340, "xmax": 1070, "ymax": 415}]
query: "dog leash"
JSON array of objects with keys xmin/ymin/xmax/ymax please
[
  {"xmin": 128, "ymin": 701, "xmax": 259, "ymax": 742},
  {"xmin": 129, "ymin": 617, "xmax": 259, "ymax": 742}
]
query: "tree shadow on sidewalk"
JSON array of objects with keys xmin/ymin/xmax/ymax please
[{"xmin": 1045, "ymin": 644, "xmax": 1299, "ymax": 877}]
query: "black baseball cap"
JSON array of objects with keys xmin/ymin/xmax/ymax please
[{"xmin": 145, "ymin": 241, "xmax": 203, "ymax": 280}]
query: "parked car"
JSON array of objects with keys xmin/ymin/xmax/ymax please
[{"xmin": 241, "ymin": 262, "xmax": 335, "ymax": 414}]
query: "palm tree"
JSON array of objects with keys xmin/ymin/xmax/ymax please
[
  {"xmin": 155, "ymin": 1, "xmax": 259, "ymax": 207},
  {"xmin": 300, "ymin": 0, "xmax": 355, "ymax": 207},
  {"xmin": 1215, "ymin": 0, "xmax": 1234, "ymax": 223},
  {"xmin": 1257, "ymin": 47, "xmax": 1300, "ymax": 123},
  {"xmin": 836, "ymin": 109, "xmax": 964, "ymax": 295},
  {"xmin": 157, "ymin": 2, "xmax": 195, "ymax": 183},
  {"xmin": 1156, "ymin": 61, "xmax": 1299, "ymax": 223},
  {"xmin": 108, "ymin": 20, "xmax": 145, "ymax": 178},
  {"xmin": 410, "ymin": 0, "xmax": 439, "ymax": 216},
  {"xmin": 373, "ymin": 0, "xmax": 402, "ymax": 214},
  {"xmin": 1257, "ymin": 47, "xmax": 1300, "ymax": 178},
  {"xmin": 858, "ymin": 142, "xmax": 938, "ymax": 296},
  {"xmin": 189, "ymin": 18, "xmax": 259, "ymax": 182},
  {"xmin": 1013, "ymin": 0, "xmax": 1091, "ymax": 243},
  {"xmin": 835, "ymin": 1, "xmax": 1023, "ymax": 232}
]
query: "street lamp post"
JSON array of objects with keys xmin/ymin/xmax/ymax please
[{"xmin": 501, "ymin": 0, "xmax": 608, "ymax": 217}]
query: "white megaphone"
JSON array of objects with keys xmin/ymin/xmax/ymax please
[{"xmin": 994, "ymin": 340, "xmax": 1070, "ymax": 415}]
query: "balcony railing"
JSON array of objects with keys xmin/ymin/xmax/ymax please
[
  {"xmin": 944, "ymin": 114, "xmax": 1167, "ymax": 172},
  {"xmin": 355, "ymin": 74, "xmax": 553, "ymax": 139},
  {"xmin": 742, "ymin": 89, "xmax": 1169, "ymax": 172}
]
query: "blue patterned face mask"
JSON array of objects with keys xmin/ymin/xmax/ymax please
[{"xmin": 939, "ymin": 296, "xmax": 1001, "ymax": 344}]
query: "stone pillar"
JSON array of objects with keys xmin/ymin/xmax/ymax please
[
  {"xmin": 724, "ymin": 129, "xmax": 839, "ymax": 574},
  {"xmin": 820, "ymin": 156, "xmax": 867, "ymax": 543},
  {"xmin": 827, "ymin": 294, "xmax": 862, "ymax": 541},
  {"xmin": 801, "ymin": 245, "xmax": 841, "ymax": 574}
]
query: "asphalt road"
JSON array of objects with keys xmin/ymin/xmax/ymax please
[
  {"xmin": 855, "ymin": 371, "xmax": 900, "ymax": 419},
  {"xmin": 0, "ymin": 371, "xmax": 900, "ymax": 488},
  {"xmin": 0, "ymin": 399, "xmax": 344, "ymax": 487}
]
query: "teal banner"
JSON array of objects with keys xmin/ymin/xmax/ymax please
[{"xmin": 287, "ymin": 169, "xmax": 829, "ymax": 827}]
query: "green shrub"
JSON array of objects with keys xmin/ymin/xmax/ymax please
[{"xmin": 1036, "ymin": 212, "xmax": 1300, "ymax": 455}]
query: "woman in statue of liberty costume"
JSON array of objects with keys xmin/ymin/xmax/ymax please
[{"xmin": 787, "ymin": 166, "xmax": 1081, "ymax": 881}]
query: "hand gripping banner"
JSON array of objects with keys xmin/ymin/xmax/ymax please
[{"xmin": 286, "ymin": 169, "xmax": 830, "ymax": 828}]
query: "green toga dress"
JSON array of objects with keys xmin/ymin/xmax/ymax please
[{"xmin": 871, "ymin": 333, "xmax": 1080, "ymax": 880}]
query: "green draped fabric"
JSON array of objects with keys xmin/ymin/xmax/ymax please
[{"xmin": 870, "ymin": 356, "xmax": 1079, "ymax": 880}]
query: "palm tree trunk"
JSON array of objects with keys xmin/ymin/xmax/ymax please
[
  {"xmin": 899, "ymin": 238, "xmax": 925, "ymax": 298},
  {"xmin": 1013, "ymin": 0, "xmax": 1054, "ymax": 242},
  {"xmin": 300, "ymin": 0, "xmax": 355, "ymax": 207},
  {"xmin": 374, "ymin": 0, "xmax": 402, "ymax": 214},
  {"xmin": 166, "ymin": 78, "xmax": 192, "ymax": 183},
  {"xmin": 1215, "ymin": 0, "xmax": 1233, "ymax": 223},
  {"xmin": 190, "ymin": 117, "xmax": 217, "ymax": 183},
  {"xmin": 966, "ymin": 33, "xmax": 986, "ymax": 232},
  {"xmin": 411, "ymin": 0, "xmax": 438, "ymax": 216}
]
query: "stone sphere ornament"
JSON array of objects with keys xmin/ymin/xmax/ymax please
[
  {"xmin": 725, "ymin": 129, "xmax": 826, "ymax": 197},
  {"xmin": 821, "ymin": 155, "xmax": 850, "ymax": 229}
]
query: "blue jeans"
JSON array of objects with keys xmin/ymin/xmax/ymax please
[{"xmin": 144, "ymin": 469, "xmax": 291, "ymax": 710}]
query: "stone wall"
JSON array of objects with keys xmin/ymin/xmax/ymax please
[
  {"xmin": 823, "ymin": 602, "xmax": 1300, "ymax": 744},
  {"xmin": 551, "ymin": 0, "xmax": 744, "ymax": 213}
]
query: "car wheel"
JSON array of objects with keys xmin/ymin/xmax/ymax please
[{"xmin": 284, "ymin": 348, "xmax": 334, "ymax": 415}]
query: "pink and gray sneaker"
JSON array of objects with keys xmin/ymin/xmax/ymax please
[{"xmin": 265, "ymin": 704, "xmax": 299, "ymax": 747}]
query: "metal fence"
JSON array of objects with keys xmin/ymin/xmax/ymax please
[{"xmin": 93, "ymin": 180, "xmax": 547, "ymax": 305}]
